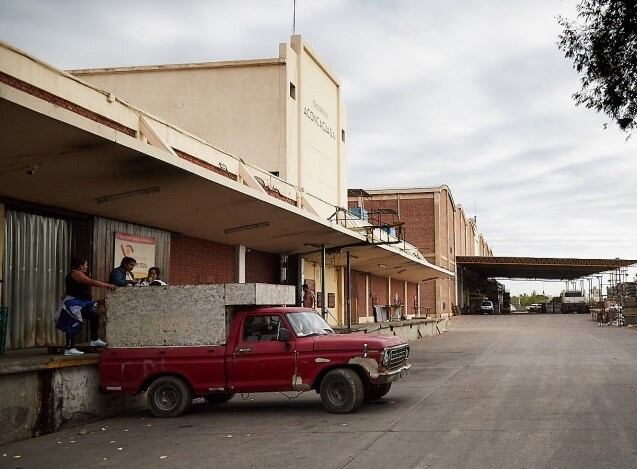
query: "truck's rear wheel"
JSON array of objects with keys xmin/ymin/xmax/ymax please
[
  {"xmin": 320, "ymin": 368, "xmax": 364, "ymax": 413},
  {"xmin": 204, "ymin": 393, "xmax": 235, "ymax": 404},
  {"xmin": 364, "ymin": 383, "xmax": 392, "ymax": 401},
  {"xmin": 147, "ymin": 376, "xmax": 192, "ymax": 418}
]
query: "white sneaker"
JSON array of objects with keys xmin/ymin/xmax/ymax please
[
  {"xmin": 90, "ymin": 339, "xmax": 107, "ymax": 347},
  {"xmin": 64, "ymin": 347, "xmax": 85, "ymax": 356}
]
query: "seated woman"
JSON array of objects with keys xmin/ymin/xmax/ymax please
[
  {"xmin": 56, "ymin": 257, "xmax": 117, "ymax": 356},
  {"xmin": 139, "ymin": 267, "xmax": 167, "ymax": 286}
]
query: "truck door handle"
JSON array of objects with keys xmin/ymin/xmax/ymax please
[{"xmin": 237, "ymin": 348, "xmax": 252, "ymax": 354}]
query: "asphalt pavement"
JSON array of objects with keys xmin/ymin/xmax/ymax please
[{"xmin": 2, "ymin": 314, "xmax": 637, "ymax": 469}]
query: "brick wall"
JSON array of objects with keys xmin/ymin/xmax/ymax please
[
  {"xmin": 390, "ymin": 278, "xmax": 405, "ymax": 306},
  {"xmin": 170, "ymin": 236, "xmax": 235, "ymax": 284},
  {"xmin": 407, "ymin": 282, "xmax": 418, "ymax": 316},
  {"xmin": 395, "ymin": 198, "xmax": 435, "ymax": 259},
  {"xmin": 370, "ymin": 274, "xmax": 388, "ymax": 306},
  {"xmin": 350, "ymin": 196, "xmax": 436, "ymax": 261},
  {"xmin": 421, "ymin": 280, "xmax": 436, "ymax": 316},
  {"xmin": 350, "ymin": 270, "xmax": 368, "ymax": 322},
  {"xmin": 246, "ymin": 250, "xmax": 280, "ymax": 284}
]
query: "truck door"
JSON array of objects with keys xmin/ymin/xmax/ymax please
[{"xmin": 228, "ymin": 314, "xmax": 296, "ymax": 392}]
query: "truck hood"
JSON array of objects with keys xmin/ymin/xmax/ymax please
[{"xmin": 312, "ymin": 333, "xmax": 406, "ymax": 352}]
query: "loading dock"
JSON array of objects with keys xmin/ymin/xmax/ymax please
[{"xmin": 456, "ymin": 256, "xmax": 637, "ymax": 313}]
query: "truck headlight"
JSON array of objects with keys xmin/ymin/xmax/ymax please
[{"xmin": 382, "ymin": 350, "xmax": 390, "ymax": 366}]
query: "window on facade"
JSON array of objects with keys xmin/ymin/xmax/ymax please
[
  {"xmin": 290, "ymin": 82, "xmax": 296, "ymax": 100},
  {"xmin": 328, "ymin": 292, "xmax": 336, "ymax": 308},
  {"xmin": 242, "ymin": 315, "xmax": 282, "ymax": 342}
]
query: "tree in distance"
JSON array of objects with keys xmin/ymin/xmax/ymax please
[{"xmin": 558, "ymin": 0, "xmax": 637, "ymax": 132}]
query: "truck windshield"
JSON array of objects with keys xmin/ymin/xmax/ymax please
[{"xmin": 286, "ymin": 311, "xmax": 334, "ymax": 337}]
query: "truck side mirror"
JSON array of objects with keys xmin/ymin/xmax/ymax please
[{"xmin": 278, "ymin": 327, "xmax": 290, "ymax": 342}]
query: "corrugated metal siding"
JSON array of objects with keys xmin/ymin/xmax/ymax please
[
  {"xmin": 2, "ymin": 210, "xmax": 70, "ymax": 349},
  {"xmin": 91, "ymin": 217, "xmax": 171, "ymax": 300}
]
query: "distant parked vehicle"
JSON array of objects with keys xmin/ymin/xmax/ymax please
[
  {"xmin": 480, "ymin": 300, "xmax": 494, "ymax": 314},
  {"xmin": 560, "ymin": 291, "xmax": 587, "ymax": 314},
  {"xmin": 527, "ymin": 304, "xmax": 542, "ymax": 313}
]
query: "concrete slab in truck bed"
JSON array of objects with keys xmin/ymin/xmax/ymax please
[
  {"xmin": 224, "ymin": 283, "xmax": 296, "ymax": 305},
  {"xmin": 105, "ymin": 283, "xmax": 296, "ymax": 347}
]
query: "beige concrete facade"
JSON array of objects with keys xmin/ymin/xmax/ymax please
[
  {"xmin": 1, "ymin": 38, "xmax": 452, "ymax": 345},
  {"xmin": 71, "ymin": 35, "xmax": 347, "ymax": 217}
]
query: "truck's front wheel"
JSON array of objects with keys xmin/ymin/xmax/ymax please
[
  {"xmin": 147, "ymin": 376, "xmax": 193, "ymax": 418},
  {"xmin": 320, "ymin": 368, "xmax": 364, "ymax": 413}
]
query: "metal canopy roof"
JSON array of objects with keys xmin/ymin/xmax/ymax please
[{"xmin": 457, "ymin": 256, "xmax": 637, "ymax": 280}]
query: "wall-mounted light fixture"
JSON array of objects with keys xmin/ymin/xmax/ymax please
[
  {"xmin": 224, "ymin": 221, "xmax": 270, "ymax": 235},
  {"xmin": 96, "ymin": 186, "xmax": 160, "ymax": 204}
]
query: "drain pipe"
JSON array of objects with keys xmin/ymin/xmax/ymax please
[
  {"xmin": 321, "ymin": 244, "xmax": 327, "ymax": 320},
  {"xmin": 346, "ymin": 250, "xmax": 352, "ymax": 331}
]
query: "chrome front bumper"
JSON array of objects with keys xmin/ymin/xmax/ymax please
[{"xmin": 374, "ymin": 363, "xmax": 411, "ymax": 384}]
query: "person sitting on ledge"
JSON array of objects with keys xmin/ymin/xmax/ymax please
[
  {"xmin": 139, "ymin": 267, "xmax": 167, "ymax": 286},
  {"xmin": 55, "ymin": 257, "xmax": 116, "ymax": 356},
  {"xmin": 109, "ymin": 256, "xmax": 137, "ymax": 287}
]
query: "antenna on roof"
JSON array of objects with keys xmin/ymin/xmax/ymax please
[{"xmin": 292, "ymin": 0, "xmax": 296, "ymax": 34}]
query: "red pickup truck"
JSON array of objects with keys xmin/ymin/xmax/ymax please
[{"xmin": 100, "ymin": 307, "xmax": 411, "ymax": 416}]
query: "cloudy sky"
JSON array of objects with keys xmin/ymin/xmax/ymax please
[{"xmin": 1, "ymin": 0, "xmax": 635, "ymax": 295}]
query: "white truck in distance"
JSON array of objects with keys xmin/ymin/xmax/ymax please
[{"xmin": 561, "ymin": 291, "xmax": 587, "ymax": 314}]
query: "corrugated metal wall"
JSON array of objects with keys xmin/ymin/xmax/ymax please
[
  {"xmin": 91, "ymin": 217, "xmax": 171, "ymax": 300},
  {"xmin": 2, "ymin": 210, "xmax": 70, "ymax": 349}
]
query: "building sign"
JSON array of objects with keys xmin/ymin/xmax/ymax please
[
  {"xmin": 303, "ymin": 99, "xmax": 336, "ymax": 140},
  {"xmin": 113, "ymin": 232, "xmax": 156, "ymax": 279}
]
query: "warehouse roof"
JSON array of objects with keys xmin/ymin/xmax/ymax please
[{"xmin": 457, "ymin": 256, "xmax": 637, "ymax": 280}]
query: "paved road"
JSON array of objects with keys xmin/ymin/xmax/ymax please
[{"xmin": 3, "ymin": 315, "xmax": 637, "ymax": 469}]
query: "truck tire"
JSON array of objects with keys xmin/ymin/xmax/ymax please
[
  {"xmin": 320, "ymin": 368, "xmax": 364, "ymax": 413},
  {"xmin": 364, "ymin": 383, "xmax": 392, "ymax": 401},
  {"xmin": 147, "ymin": 376, "xmax": 193, "ymax": 418},
  {"xmin": 204, "ymin": 393, "xmax": 235, "ymax": 404}
]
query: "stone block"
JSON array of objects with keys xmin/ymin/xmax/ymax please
[
  {"xmin": 224, "ymin": 283, "xmax": 296, "ymax": 306},
  {"xmin": 105, "ymin": 283, "xmax": 295, "ymax": 347},
  {"xmin": 106, "ymin": 284, "xmax": 226, "ymax": 347}
]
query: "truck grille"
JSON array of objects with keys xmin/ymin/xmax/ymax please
[{"xmin": 387, "ymin": 345, "xmax": 409, "ymax": 369}]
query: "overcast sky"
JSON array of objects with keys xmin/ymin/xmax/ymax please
[{"xmin": 1, "ymin": 0, "xmax": 635, "ymax": 295}]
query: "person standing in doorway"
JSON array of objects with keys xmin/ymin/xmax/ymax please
[
  {"xmin": 56, "ymin": 257, "xmax": 116, "ymax": 355},
  {"xmin": 109, "ymin": 257, "xmax": 137, "ymax": 287},
  {"xmin": 302, "ymin": 283, "xmax": 315, "ymax": 309}
]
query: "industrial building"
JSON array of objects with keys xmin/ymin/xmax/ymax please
[
  {"xmin": 0, "ymin": 35, "xmax": 453, "ymax": 352},
  {"xmin": 348, "ymin": 186, "xmax": 493, "ymax": 316},
  {"xmin": 0, "ymin": 36, "xmax": 458, "ymax": 443}
]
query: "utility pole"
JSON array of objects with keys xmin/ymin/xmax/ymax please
[{"xmin": 292, "ymin": 0, "xmax": 296, "ymax": 34}]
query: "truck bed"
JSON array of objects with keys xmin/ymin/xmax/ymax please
[{"xmin": 100, "ymin": 346, "xmax": 227, "ymax": 396}]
